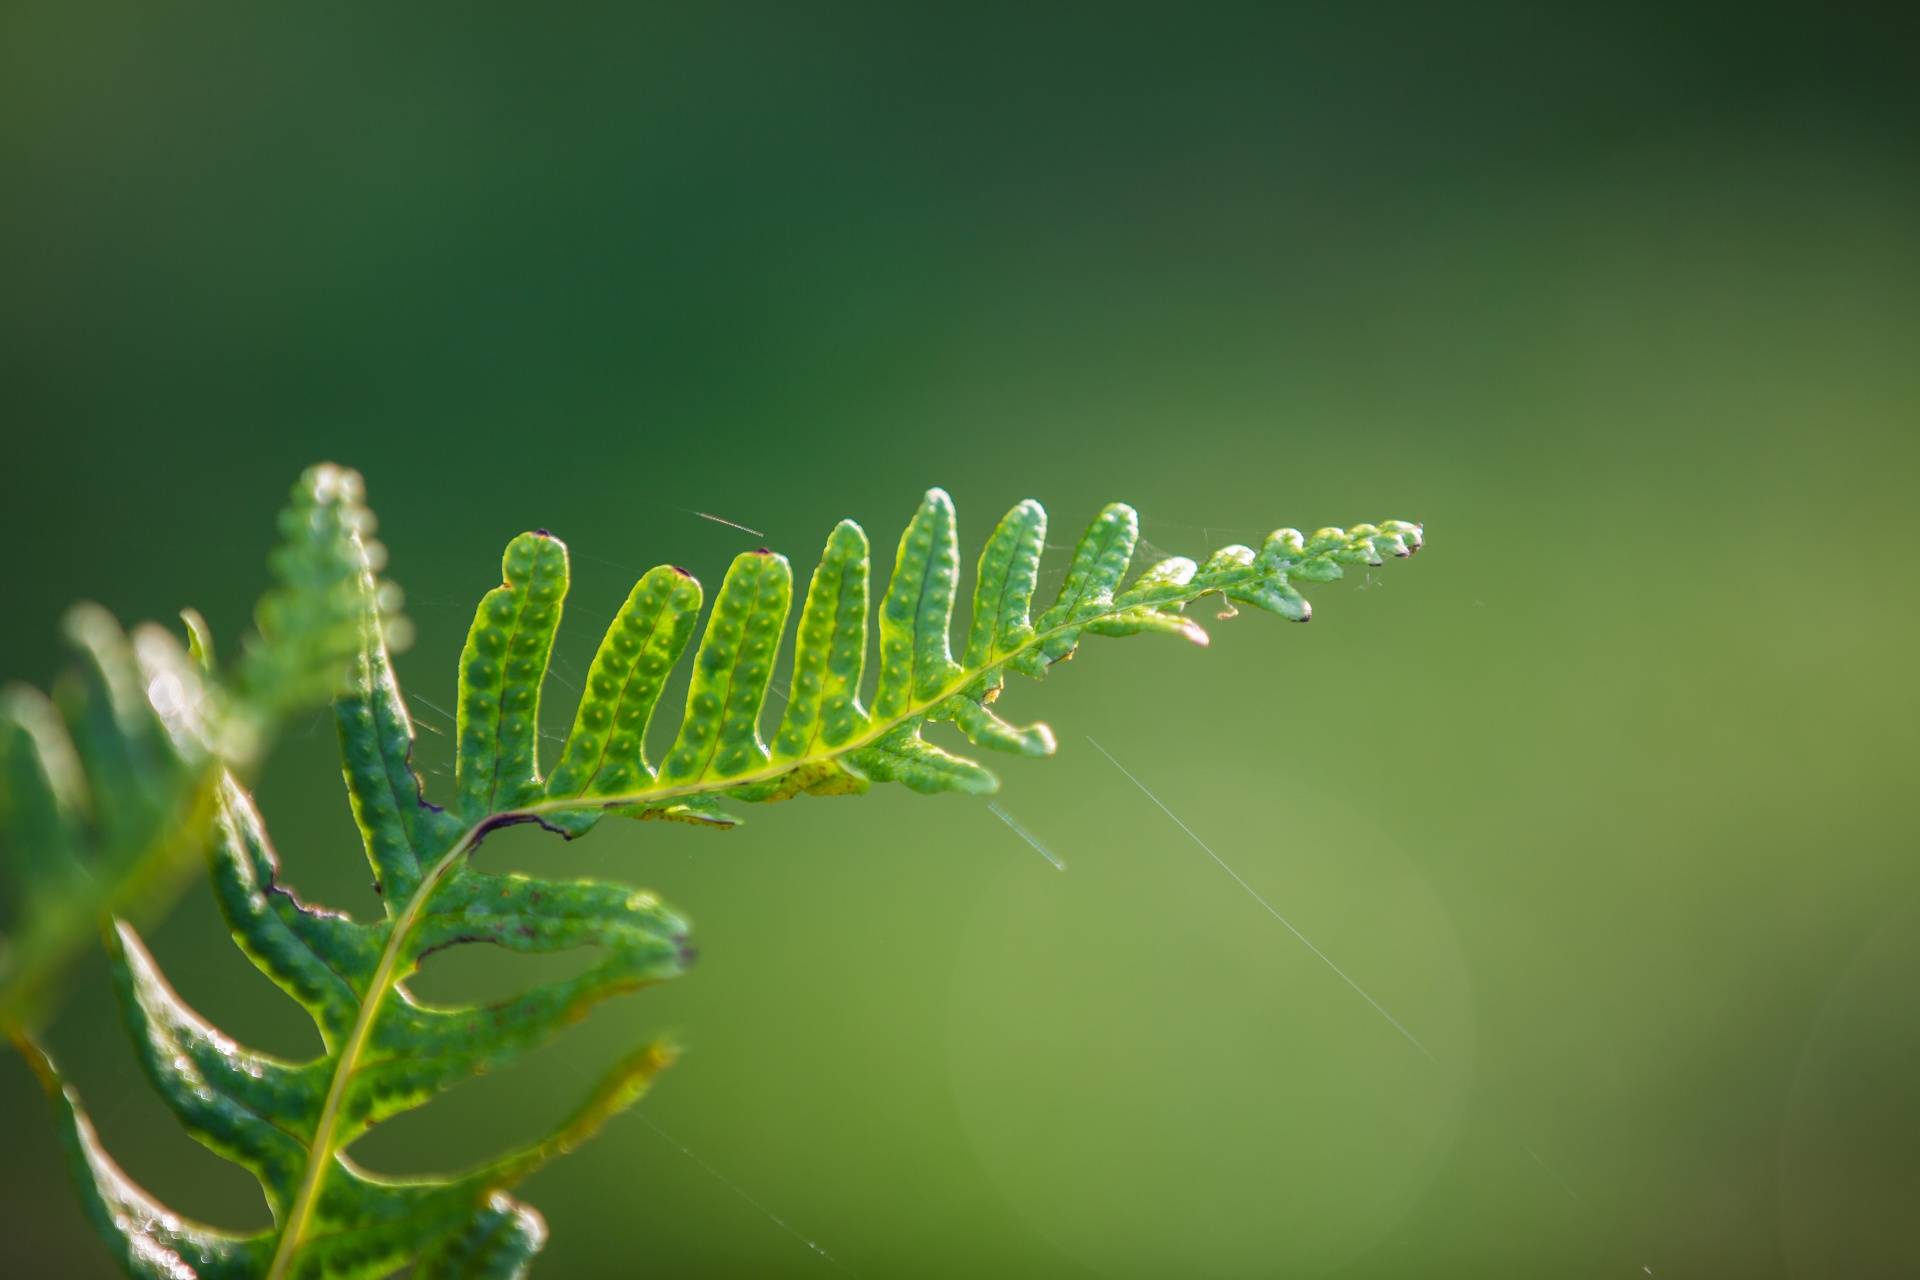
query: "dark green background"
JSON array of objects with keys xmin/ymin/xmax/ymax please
[{"xmin": 4, "ymin": 5, "xmax": 1918, "ymax": 1277}]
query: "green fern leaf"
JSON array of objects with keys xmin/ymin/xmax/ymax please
[
  {"xmin": 28, "ymin": 629, "xmax": 684, "ymax": 1279},
  {"xmin": 24, "ymin": 482, "xmax": 1422, "ymax": 1279},
  {"xmin": 0, "ymin": 464, "xmax": 403, "ymax": 1035},
  {"xmin": 455, "ymin": 531, "xmax": 568, "ymax": 821},
  {"xmin": 772, "ymin": 520, "xmax": 871, "ymax": 761},
  {"xmin": 660, "ymin": 549, "xmax": 794, "ymax": 786},
  {"xmin": 875, "ymin": 489, "xmax": 965, "ymax": 716},
  {"xmin": 963, "ymin": 498, "xmax": 1047, "ymax": 670},
  {"xmin": 544, "ymin": 565, "xmax": 703, "ymax": 804}
]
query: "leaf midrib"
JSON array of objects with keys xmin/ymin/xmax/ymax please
[{"xmin": 261, "ymin": 828, "xmax": 472, "ymax": 1280}]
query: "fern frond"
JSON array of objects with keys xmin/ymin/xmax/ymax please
[
  {"xmin": 27, "ymin": 483, "xmax": 1422, "ymax": 1279},
  {"xmin": 0, "ymin": 465, "xmax": 403, "ymax": 1035},
  {"xmin": 29, "ymin": 641, "xmax": 685, "ymax": 1279},
  {"xmin": 519, "ymin": 491, "xmax": 1423, "ymax": 817}
]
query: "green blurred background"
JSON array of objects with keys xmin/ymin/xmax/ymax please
[{"xmin": 3, "ymin": 4, "xmax": 1917, "ymax": 1276}]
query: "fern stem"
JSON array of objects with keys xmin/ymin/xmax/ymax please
[{"xmin": 262, "ymin": 821, "xmax": 486, "ymax": 1280}]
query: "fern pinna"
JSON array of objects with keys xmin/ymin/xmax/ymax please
[{"xmin": 20, "ymin": 479, "xmax": 1423, "ymax": 1280}]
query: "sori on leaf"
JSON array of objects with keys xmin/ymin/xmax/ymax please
[{"xmin": 8, "ymin": 471, "xmax": 1422, "ymax": 1280}]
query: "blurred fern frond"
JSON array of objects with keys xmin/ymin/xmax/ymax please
[
  {"xmin": 0, "ymin": 464, "xmax": 404, "ymax": 1035},
  {"xmin": 23, "ymin": 483, "xmax": 1422, "ymax": 1279}
]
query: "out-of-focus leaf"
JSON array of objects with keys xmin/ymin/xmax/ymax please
[{"xmin": 0, "ymin": 464, "xmax": 405, "ymax": 1034}]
